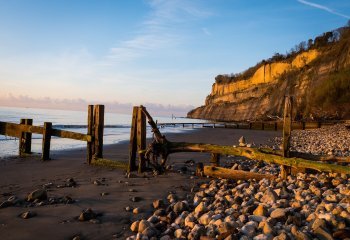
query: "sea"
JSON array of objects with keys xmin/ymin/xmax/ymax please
[{"xmin": 0, "ymin": 106, "xmax": 207, "ymax": 159}]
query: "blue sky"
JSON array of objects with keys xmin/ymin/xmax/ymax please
[{"xmin": 0, "ymin": 0, "xmax": 349, "ymax": 115}]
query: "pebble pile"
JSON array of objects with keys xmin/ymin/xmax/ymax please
[
  {"xmin": 270, "ymin": 124, "xmax": 350, "ymax": 157},
  {"xmin": 127, "ymin": 172, "xmax": 349, "ymax": 240},
  {"xmin": 127, "ymin": 124, "xmax": 350, "ymax": 240}
]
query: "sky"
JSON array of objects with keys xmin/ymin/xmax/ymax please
[{"xmin": 0, "ymin": 0, "xmax": 349, "ymax": 116}]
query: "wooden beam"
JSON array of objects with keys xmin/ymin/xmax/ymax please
[
  {"xmin": 167, "ymin": 142, "xmax": 350, "ymax": 174},
  {"xmin": 204, "ymin": 166, "xmax": 275, "ymax": 181},
  {"xmin": 137, "ymin": 106, "xmax": 147, "ymax": 173},
  {"xmin": 42, "ymin": 122, "xmax": 52, "ymax": 161},
  {"xmin": 0, "ymin": 121, "xmax": 43, "ymax": 137},
  {"xmin": 87, "ymin": 105, "xmax": 94, "ymax": 164},
  {"xmin": 128, "ymin": 106, "xmax": 138, "ymax": 172},
  {"xmin": 94, "ymin": 105, "xmax": 104, "ymax": 158},
  {"xmin": 51, "ymin": 129, "xmax": 91, "ymax": 142}
]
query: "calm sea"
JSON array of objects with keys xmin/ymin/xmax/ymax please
[{"xmin": 0, "ymin": 106, "xmax": 207, "ymax": 159}]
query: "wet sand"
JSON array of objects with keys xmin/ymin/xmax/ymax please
[{"xmin": 0, "ymin": 128, "xmax": 281, "ymax": 240}]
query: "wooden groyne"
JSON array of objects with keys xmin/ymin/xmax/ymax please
[
  {"xmin": 0, "ymin": 105, "xmax": 104, "ymax": 162},
  {"xmin": 128, "ymin": 98, "xmax": 350, "ymax": 179}
]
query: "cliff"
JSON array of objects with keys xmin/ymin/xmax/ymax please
[{"xmin": 188, "ymin": 27, "xmax": 350, "ymax": 121}]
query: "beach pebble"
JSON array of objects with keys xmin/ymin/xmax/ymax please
[
  {"xmin": 78, "ymin": 208, "xmax": 97, "ymax": 221},
  {"xmin": 130, "ymin": 221, "xmax": 140, "ymax": 232},
  {"xmin": 130, "ymin": 197, "xmax": 142, "ymax": 202},
  {"xmin": 27, "ymin": 189, "xmax": 47, "ymax": 202},
  {"xmin": 152, "ymin": 199, "xmax": 164, "ymax": 209},
  {"xmin": 173, "ymin": 201, "xmax": 188, "ymax": 214},
  {"xmin": 66, "ymin": 178, "xmax": 77, "ymax": 187},
  {"xmin": 20, "ymin": 211, "xmax": 36, "ymax": 219},
  {"xmin": 138, "ymin": 220, "xmax": 152, "ymax": 233},
  {"xmin": 133, "ymin": 208, "xmax": 141, "ymax": 214}
]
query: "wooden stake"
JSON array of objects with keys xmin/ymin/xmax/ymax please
[
  {"xmin": 19, "ymin": 119, "xmax": 33, "ymax": 156},
  {"xmin": 210, "ymin": 153, "xmax": 220, "ymax": 166},
  {"xmin": 87, "ymin": 105, "xmax": 94, "ymax": 164},
  {"xmin": 128, "ymin": 106, "xmax": 138, "ymax": 172},
  {"xmin": 42, "ymin": 122, "xmax": 52, "ymax": 161},
  {"xmin": 94, "ymin": 105, "xmax": 104, "ymax": 159},
  {"xmin": 137, "ymin": 106, "xmax": 146, "ymax": 173},
  {"xmin": 282, "ymin": 96, "xmax": 293, "ymax": 178}
]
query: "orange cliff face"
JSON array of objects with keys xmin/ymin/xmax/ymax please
[{"xmin": 207, "ymin": 50, "xmax": 319, "ymax": 105}]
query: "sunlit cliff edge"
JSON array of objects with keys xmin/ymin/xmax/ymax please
[{"xmin": 188, "ymin": 26, "xmax": 350, "ymax": 121}]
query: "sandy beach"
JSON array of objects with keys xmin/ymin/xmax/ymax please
[{"xmin": 0, "ymin": 128, "xmax": 280, "ymax": 240}]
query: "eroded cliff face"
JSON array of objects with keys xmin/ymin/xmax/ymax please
[{"xmin": 188, "ymin": 47, "xmax": 350, "ymax": 121}]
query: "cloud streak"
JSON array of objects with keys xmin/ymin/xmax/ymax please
[
  {"xmin": 108, "ymin": 0, "xmax": 211, "ymax": 62},
  {"xmin": 297, "ymin": 0, "xmax": 350, "ymax": 19},
  {"xmin": 0, "ymin": 94, "xmax": 194, "ymax": 117}
]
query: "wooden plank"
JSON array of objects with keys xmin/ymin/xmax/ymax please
[
  {"xmin": 42, "ymin": 122, "xmax": 52, "ymax": 161},
  {"xmin": 94, "ymin": 105, "xmax": 105, "ymax": 158},
  {"xmin": 87, "ymin": 105, "xmax": 94, "ymax": 164},
  {"xmin": 0, "ymin": 121, "xmax": 43, "ymax": 137},
  {"xmin": 51, "ymin": 129, "xmax": 91, "ymax": 142},
  {"xmin": 128, "ymin": 106, "xmax": 138, "ymax": 172},
  {"xmin": 137, "ymin": 106, "xmax": 147, "ymax": 173}
]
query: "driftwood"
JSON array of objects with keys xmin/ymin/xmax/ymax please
[
  {"xmin": 203, "ymin": 166, "xmax": 276, "ymax": 181},
  {"xmin": 138, "ymin": 107, "xmax": 350, "ymax": 175}
]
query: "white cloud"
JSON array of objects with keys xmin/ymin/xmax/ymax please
[{"xmin": 297, "ymin": 0, "xmax": 350, "ymax": 19}]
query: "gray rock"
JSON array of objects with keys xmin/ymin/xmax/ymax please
[
  {"xmin": 270, "ymin": 208, "xmax": 287, "ymax": 220},
  {"xmin": 261, "ymin": 188, "xmax": 278, "ymax": 204},
  {"xmin": 173, "ymin": 201, "xmax": 188, "ymax": 214},
  {"xmin": 241, "ymin": 221, "xmax": 257, "ymax": 237},
  {"xmin": 138, "ymin": 220, "xmax": 153, "ymax": 233},
  {"xmin": 142, "ymin": 226, "xmax": 158, "ymax": 238}
]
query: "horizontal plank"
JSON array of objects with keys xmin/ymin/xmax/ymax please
[
  {"xmin": 0, "ymin": 121, "xmax": 91, "ymax": 142},
  {"xmin": 0, "ymin": 121, "xmax": 43, "ymax": 137},
  {"xmin": 51, "ymin": 129, "xmax": 91, "ymax": 142}
]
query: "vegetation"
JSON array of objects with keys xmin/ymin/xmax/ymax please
[
  {"xmin": 215, "ymin": 21, "xmax": 350, "ymax": 84},
  {"xmin": 311, "ymin": 68, "xmax": 350, "ymax": 108}
]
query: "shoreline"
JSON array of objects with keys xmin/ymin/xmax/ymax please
[{"xmin": 0, "ymin": 128, "xmax": 281, "ymax": 240}]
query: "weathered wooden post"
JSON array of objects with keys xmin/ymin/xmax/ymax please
[
  {"xmin": 42, "ymin": 122, "xmax": 52, "ymax": 161},
  {"xmin": 87, "ymin": 105, "xmax": 94, "ymax": 164},
  {"xmin": 128, "ymin": 106, "xmax": 139, "ymax": 172},
  {"xmin": 281, "ymin": 96, "xmax": 292, "ymax": 178},
  {"xmin": 19, "ymin": 119, "xmax": 33, "ymax": 157},
  {"xmin": 137, "ymin": 106, "xmax": 147, "ymax": 173},
  {"xmin": 93, "ymin": 105, "xmax": 104, "ymax": 159},
  {"xmin": 210, "ymin": 153, "xmax": 220, "ymax": 167}
]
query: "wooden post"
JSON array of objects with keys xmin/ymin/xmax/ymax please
[
  {"xmin": 137, "ymin": 106, "xmax": 147, "ymax": 173},
  {"xmin": 281, "ymin": 96, "xmax": 293, "ymax": 178},
  {"xmin": 87, "ymin": 105, "xmax": 94, "ymax": 164},
  {"xmin": 42, "ymin": 122, "xmax": 52, "ymax": 161},
  {"xmin": 261, "ymin": 122, "xmax": 265, "ymax": 130},
  {"xmin": 94, "ymin": 105, "xmax": 104, "ymax": 159},
  {"xmin": 249, "ymin": 123, "xmax": 252, "ymax": 130},
  {"xmin": 210, "ymin": 153, "xmax": 220, "ymax": 167},
  {"xmin": 19, "ymin": 119, "xmax": 33, "ymax": 156},
  {"xmin": 274, "ymin": 122, "xmax": 278, "ymax": 131},
  {"xmin": 302, "ymin": 121, "xmax": 306, "ymax": 130},
  {"xmin": 128, "ymin": 106, "xmax": 139, "ymax": 172}
]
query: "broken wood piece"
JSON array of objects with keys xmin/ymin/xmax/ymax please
[{"xmin": 203, "ymin": 166, "xmax": 275, "ymax": 181}]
